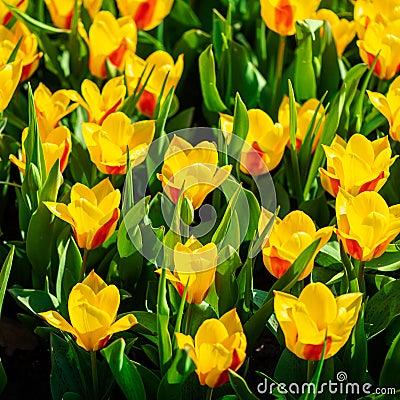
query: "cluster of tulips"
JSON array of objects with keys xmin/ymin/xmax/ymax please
[{"xmin": 0, "ymin": 0, "xmax": 400, "ymax": 399}]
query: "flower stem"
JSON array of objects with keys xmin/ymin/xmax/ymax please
[
  {"xmin": 205, "ymin": 387, "xmax": 213, "ymax": 400},
  {"xmin": 90, "ymin": 350, "xmax": 99, "ymax": 400},
  {"xmin": 80, "ymin": 248, "xmax": 89, "ymax": 280},
  {"xmin": 174, "ymin": 283, "xmax": 189, "ymax": 335},
  {"xmin": 307, "ymin": 360, "xmax": 315, "ymax": 382},
  {"xmin": 271, "ymin": 35, "xmax": 286, "ymax": 117},
  {"xmin": 184, "ymin": 302, "xmax": 194, "ymax": 335},
  {"xmin": 357, "ymin": 261, "xmax": 365, "ymax": 293}
]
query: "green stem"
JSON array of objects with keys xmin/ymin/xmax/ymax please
[
  {"xmin": 357, "ymin": 261, "xmax": 366, "ymax": 293},
  {"xmin": 174, "ymin": 283, "xmax": 189, "ymax": 335},
  {"xmin": 80, "ymin": 248, "xmax": 89, "ymax": 280},
  {"xmin": 271, "ymin": 35, "xmax": 286, "ymax": 117},
  {"xmin": 307, "ymin": 360, "xmax": 315, "ymax": 382},
  {"xmin": 0, "ymin": 181, "xmax": 22, "ymax": 188},
  {"xmin": 184, "ymin": 302, "xmax": 194, "ymax": 335},
  {"xmin": 90, "ymin": 350, "xmax": 99, "ymax": 400},
  {"xmin": 205, "ymin": 387, "xmax": 213, "ymax": 400}
]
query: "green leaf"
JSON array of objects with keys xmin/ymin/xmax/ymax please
[
  {"xmin": 101, "ymin": 339, "xmax": 147, "ymax": 400},
  {"xmin": 244, "ymin": 239, "xmax": 321, "ymax": 351},
  {"xmin": 365, "ymin": 279, "xmax": 400, "ymax": 338},
  {"xmin": 0, "ymin": 361, "xmax": 6, "ymax": 395},
  {"xmin": 228, "ymin": 92, "xmax": 249, "ymax": 159},
  {"xmin": 229, "ymin": 370, "xmax": 260, "ymax": 400},
  {"xmin": 379, "ymin": 329, "xmax": 400, "ymax": 389},
  {"xmin": 157, "ymin": 349, "xmax": 196, "ymax": 400},
  {"xmin": 9, "ymin": 288, "xmax": 59, "ymax": 315},
  {"xmin": 6, "ymin": 36, "xmax": 23, "ymax": 63},
  {"xmin": 294, "ymin": 21, "xmax": 320, "ymax": 100},
  {"xmin": 4, "ymin": 2, "xmax": 70, "ymax": 34},
  {"xmin": 199, "ymin": 44, "xmax": 227, "ymax": 112},
  {"xmin": 0, "ymin": 246, "xmax": 14, "ymax": 318},
  {"xmin": 50, "ymin": 334, "xmax": 85, "ymax": 400}
]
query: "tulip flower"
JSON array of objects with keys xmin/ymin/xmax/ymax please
[
  {"xmin": 83, "ymin": 11, "xmax": 137, "ymax": 79},
  {"xmin": 319, "ymin": 134, "xmax": 397, "ymax": 197},
  {"xmin": 34, "ymin": 83, "xmax": 78, "ymax": 133},
  {"xmin": 315, "ymin": 9, "xmax": 356, "ymax": 58},
  {"xmin": 357, "ymin": 20, "xmax": 400, "ymax": 80},
  {"xmin": 44, "ymin": 179, "xmax": 121, "ymax": 250},
  {"xmin": 0, "ymin": 22, "xmax": 42, "ymax": 81},
  {"xmin": 219, "ymin": 109, "xmax": 287, "ymax": 174},
  {"xmin": 116, "ymin": 0, "xmax": 174, "ymax": 31},
  {"xmin": 278, "ymin": 96, "xmax": 326, "ymax": 152},
  {"xmin": 39, "ymin": 270, "xmax": 137, "ymax": 351},
  {"xmin": 125, "ymin": 51, "xmax": 184, "ymax": 117},
  {"xmin": 9, "ymin": 126, "xmax": 71, "ymax": 174},
  {"xmin": 175, "ymin": 309, "xmax": 247, "ymax": 387},
  {"xmin": 274, "ymin": 283, "xmax": 362, "ymax": 360},
  {"xmin": 335, "ymin": 189, "xmax": 400, "ymax": 261},
  {"xmin": 0, "ymin": 60, "xmax": 22, "ymax": 113},
  {"xmin": 262, "ymin": 210, "xmax": 333, "ymax": 280},
  {"xmin": 0, "ymin": 0, "xmax": 28, "ymax": 25},
  {"xmin": 158, "ymin": 136, "xmax": 232, "ymax": 210},
  {"xmin": 82, "ymin": 112, "xmax": 155, "ymax": 174},
  {"xmin": 260, "ymin": 0, "xmax": 321, "ymax": 36},
  {"xmin": 367, "ymin": 76, "xmax": 400, "ymax": 141},
  {"xmin": 67, "ymin": 77, "xmax": 126, "ymax": 124},
  {"xmin": 157, "ymin": 238, "xmax": 217, "ymax": 304},
  {"xmin": 353, "ymin": 0, "xmax": 400, "ymax": 39},
  {"xmin": 45, "ymin": 0, "xmax": 102, "ymax": 28}
]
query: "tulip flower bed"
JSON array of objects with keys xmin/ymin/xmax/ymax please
[{"xmin": 1, "ymin": 0, "xmax": 400, "ymax": 399}]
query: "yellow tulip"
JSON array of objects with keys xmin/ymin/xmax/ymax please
[
  {"xmin": 336, "ymin": 189, "xmax": 400, "ymax": 261},
  {"xmin": 0, "ymin": 0, "xmax": 28, "ymax": 25},
  {"xmin": 44, "ymin": 179, "xmax": 121, "ymax": 250},
  {"xmin": 262, "ymin": 210, "xmax": 333, "ymax": 280},
  {"xmin": 367, "ymin": 76, "xmax": 400, "ymax": 141},
  {"xmin": 175, "ymin": 309, "xmax": 247, "ymax": 388},
  {"xmin": 67, "ymin": 76, "xmax": 126, "ymax": 124},
  {"xmin": 357, "ymin": 20, "xmax": 400, "ymax": 80},
  {"xmin": 86, "ymin": 11, "xmax": 137, "ymax": 79},
  {"xmin": 125, "ymin": 51, "xmax": 184, "ymax": 117},
  {"xmin": 274, "ymin": 282, "xmax": 362, "ymax": 360},
  {"xmin": 278, "ymin": 96, "xmax": 326, "ymax": 152},
  {"xmin": 315, "ymin": 9, "xmax": 356, "ymax": 58},
  {"xmin": 219, "ymin": 109, "xmax": 288, "ymax": 174},
  {"xmin": 0, "ymin": 60, "xmax": 22, "ymax": 113},
  {"xmin": 319, "ymin": 134, "xmax": 397, "ymax": 197},
  {"xmin": 260, "ymin": 0, "xmax": 321, "ymax": 36},
  {"xmin": 116, "ymin": 0, "xmax": 174, "ymax": 31},
  {"xmin": 354, "ymin": 0, "xmax": 400, "ymax": 39},
  {"xmin": 156, "ymin": 238, "xmax": 217, "ymax": 304},
  {"xmin": 82, "ymin": 112, "xmax": 155, "ymax": 175},
  {"xmin": 0, "ymin": 22, "xmax": 42, "ymax": 81},
  {"xmin": 9, "ymin": 126, "xmax": 71, "ymax": 174},
  {"xmin": 157, "ymin": 136, "xmax": 232, "ymax": 210},
  {"xmin": 39, "ymin": 270, "xmax": 137, "ymax": 351},
  {"xmin": 34, "ymin": 83, "xmax": 78, "ymax": 133},
  {"xmin": 45, "ymin": 0, "xmax": 102, "ymax": 28}
]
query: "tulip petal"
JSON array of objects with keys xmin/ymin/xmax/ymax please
[
  {"xmin": 194, "ymin": 319, "xmax": 229, "ymax": 348},
  {"xmin": 39, "ymin": 310, "xmax": 76, "ymax": 335},
  {"xmin": 82, "ymin": 270, "xmax": 108, "ymax": 293},
  {"xmin": 107, "ymin": 314, "xmax": 137, "ymax": 335}
]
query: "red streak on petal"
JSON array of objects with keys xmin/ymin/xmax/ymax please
[
  {"xmin": 97, "ymin": 335, "xmax": 111, "ymax": 350},
  {"xmin": 137, "ymin": 90, "xmax": 157, "ymax": 117},
  {"xmin": 108, "ymin": 39, "xmax": 127, "ymax": 69},
  {"xmin": 99, "ymin": 98, "xmax": 123, "ymax": 125},
  {"xmin": 303, "ymin": 337, "xmax": 332, "ymax": 361},
  {"xmin": 90, "ymin": 208, "xmax": 119, "ymax": 249},
  {"xmin": 275, "ymin": 0, "xmax": 294, "ymax": 34},
  {"xmin": 60, "ymin": 139, "xmax": 70, "ymax": 172},
  {"xmin": 359, "ymin": 171, "xmax": 384, "ymax": 193},
  {"xmin": 134, "ymin": 0, "xmax": 156, "ymax": 30},
  {"xmin": 344, "ymin": 238, "xmax": 364, "ymax": 261},
  {"xmin": 366, "ymin": 51, "xmax": 382, "ymax": 78}
]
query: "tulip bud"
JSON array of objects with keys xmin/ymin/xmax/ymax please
[{"xmin": 181, "ymin": 197, "xmax": 194, "ymax": 226}]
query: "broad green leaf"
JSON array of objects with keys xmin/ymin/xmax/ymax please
[
  {"xmin": 365, "ymin": 279, "xmax": 400, "ymax": 338},
  {"xmin": 379, "ymin": 329, "xmax": 400, "ymax": 389},
  {"xmin": 0, "ymin": 246, "xmax": 14, "ymax": 318},
  {"xmin": 229, "ymin": 370, "xmax": 260, "ymax": 400},
  {"xmin": 101, "ymin": 339, "xmax": 146, "ymax": 400},
  {"xmin": 9, "ymin": 288, "xmax": 59, "ymax": 315},
  {"xmin": 199, "ymin": 44, "xmax": 227, "ymax": 112},
  {"xmin": 157, "ymin": 349, "xmax": 196, "ymax": 400}
]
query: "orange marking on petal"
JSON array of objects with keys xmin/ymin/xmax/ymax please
[
  {"xmin": 108, "ymin": 39, "xmax": 127, "ymax": 69},
  {"xmin": 344, "ymin": 238, "xmax": 364, "ymax": 261},
  {"xmin": 137, "ymin": 90, "xmax": 157, "ymax": 117},
  {"xmin": 366, "ymin": 52, "xmax": 382, "ymax": 78},
  {"xmin": 90, "ymin": 208, "xmax": 119, "ymax": 249},
  {"xmin": 275, "ymin": 0, "xmax": 294, "ymax": 34},
  {"xmin": 359, "ymin": 171, "xmax": 384, "ymax": 193},
  {"xmin": 99, "ymin": 98, "xmax": 123, "ymax": 125},
  {"xmin": 303, "ymin": 337, "xmax": 332, "ymax": 361},
  {"xmin": 134, "ymin": 0, "xmax": 156, "ymax": 30}
]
